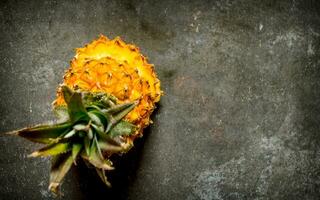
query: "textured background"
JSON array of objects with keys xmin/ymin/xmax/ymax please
[{"xmin": 1, "ymin": 0, "xmax": 320, "ymax": 199}]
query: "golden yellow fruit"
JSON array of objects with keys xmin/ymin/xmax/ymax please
[
  {"xmin": 10, "ymin": 35, "xmax": 162, "ymax": 193},
  {"xmin": 54, "ymin": 35, "xmax": 162, "ymax": 137}
]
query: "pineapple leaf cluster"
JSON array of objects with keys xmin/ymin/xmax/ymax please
[{"xmin": 10, "ymin": 85, "xmax": 137, "ymax": 194}]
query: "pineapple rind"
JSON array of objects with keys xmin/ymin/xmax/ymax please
[{"xmin": 55, "ymin": 35, "xmax": 162, "ymax": 137}]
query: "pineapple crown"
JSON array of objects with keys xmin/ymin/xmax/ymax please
[{"xmin": 9, "ymin": 85, "xmax": 138, "ymax": 194}]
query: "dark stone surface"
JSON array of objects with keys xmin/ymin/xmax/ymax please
[{"xmin": 1, "ymin": 0, "xmax": 320, "ymax": 199}]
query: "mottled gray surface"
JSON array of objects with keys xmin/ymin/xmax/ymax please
[{"xmin": 0, "ymin": 0, "xmax": 320, "ymax": 199}]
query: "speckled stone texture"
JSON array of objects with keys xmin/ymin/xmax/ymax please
[{"xmin": 0, "ymin": 0, "xmax": 320, "ymax": 199}]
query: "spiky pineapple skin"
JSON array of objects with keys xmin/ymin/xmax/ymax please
[
  {"xmin": 55, "ymin": 35, "xmax": 162, "ymax": 136},
  {"xmin": 9, "ymin": 35, "xmax": 162, "ymax": 193}
]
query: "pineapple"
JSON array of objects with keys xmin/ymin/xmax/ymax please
[{"xmin": 9, "ymin": 35, "xmax": 162, "ymax": 194}]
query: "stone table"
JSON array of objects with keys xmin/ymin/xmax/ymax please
[{"xmin": 0, "ymin": 0, "xmax": 320, "ymax": 199}]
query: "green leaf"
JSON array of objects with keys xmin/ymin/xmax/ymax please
[
  {"xmin": 104, "ymin": 101, "xmax": 137, "ymax": 133},
  {"xmin": 29, "ymin": 142, "xmax": 71, "ymax": 157},
  {"xmin": 88, "ymin": 112, "xmax": 103, "ymax": 127},
  {"xmin": 82, "ymin": 92, "xmax": 114, "ymax": 109},
  {"xmin": 81, "ymin": 138, "xmax": 114, "ymax": 170},
  {"xmin": 63, "ymin": 129, "xmax": 76, "ymax": 138},
  {"xmin": 86, "ymin": 104, "xmax": 104, "ymax": 112},
  {"xmin": 73, "ymin": 124, "xmax": 86, "ymax": 130},
  {"xmin": 10, "ymin": 122, "xmax": 71, "ymax": 144},
  {"xmin": 72, "ymin": 143, "xmax": 82, "ymax": 164},
  {"xmin": 68, "ymin": 92, "xmax": 90, "ymax": 122},
  {"xmin": 95, "ymin": 168, "xmax": 111, "ymax": 187},
  {"xmin": 88, "ymin": 128, "xmax": 93, "ymax": 140},
  {"xmin": 91, "ymin": 123, "xmax": 104, "ymax": 133},
  {"xmin": 103, "ymin": 99, "xmax": 115, "ymax": 107},
  {"xmin": 84, "ymin": 134, "xmax": 91, "ymax": 156},
  {"xmin": 109, "ymin": 120, "xmax": 136, "ymax": 137},
  {"xmin": 98, "ymin": 140, "xmax": 124, "ymax": 153},
  {"xmin": 60, "ymin": 85, "xmax": 74, "ymax": 104},
  {"xmin": 92, "ymin": 124, "xmax": 122, "ymax": 147},
  {"xmin": 99, "ymin": 93, "xmax": 117, "ymax": 107},
  {"xmin": 82, "ymin": 92, "xmax": 101, "ymax": 104},
  {"xmin": 49, "ymin": 153, "xmax": 74, "ymax": 194},
  {"xmin": 105, "ymin": 102, "xmax": 136, "ymax": 115},
  {"xmin": 61, "ymin": 86, "xmax": 89, "ymax": 123}
]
